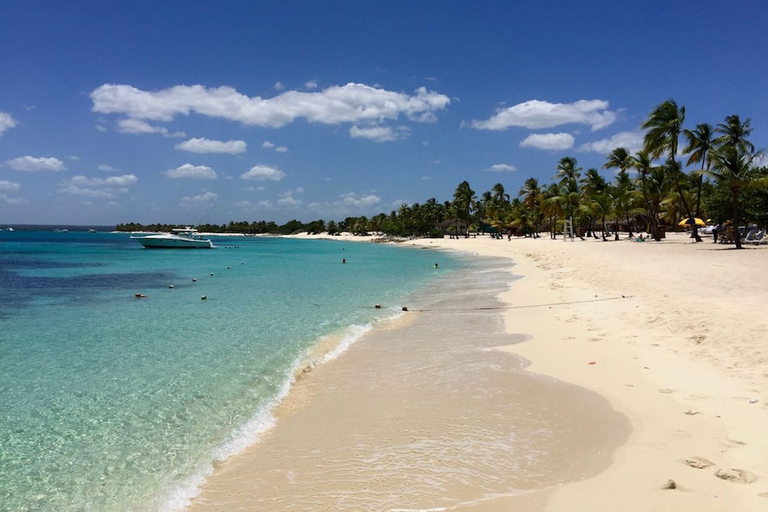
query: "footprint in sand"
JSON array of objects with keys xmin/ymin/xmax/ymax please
[
  {"xmin": 658, "ymin": 388, "xmax": 676, "ymax": 394},
  {"xmin": 724, "ymin": 439, "xmax": 747, "ymax": 447},
  {"xmin": 715, "ymin": 468, "xmax": 757, "ymax": 484},
  {"xmin": 689, "ymin": 334, "xmax": 707, "ymax": 344},
  {"xmin": 683, "ymin": 456, "xmax": 714, "ymax": 469},
  {"xmin": 758, "ymin": 492, "xmax": 768, "ymax": 498}
]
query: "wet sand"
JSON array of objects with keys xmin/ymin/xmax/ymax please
[{"xmin": 189, "ymin": 256, "xmax": 629, "ymax": 511}]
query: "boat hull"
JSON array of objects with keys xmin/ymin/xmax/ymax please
[{"xmin": 133, "ymin": 236, "xmax": 214, "ymax": 249}]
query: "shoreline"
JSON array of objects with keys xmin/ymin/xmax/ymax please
[
  {"xmin": 188, "ymin": 232, "xmax": 768, "ymax": 511},
  {"xmin": 188, "ymin": 249, "xmax": 629, "ymax": 511}
]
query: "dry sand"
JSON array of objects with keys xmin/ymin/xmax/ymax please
[{"xmin": 190, "ymin": 231, "xmax": 768, "ymax": 511}]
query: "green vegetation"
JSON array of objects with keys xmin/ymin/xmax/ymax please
[{"xmin": 117, "ymin": 101, "xmax": 766, "ymax": 247}]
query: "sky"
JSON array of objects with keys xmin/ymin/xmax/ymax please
[{"xmin": 1, "ymin": 0, "xmax": 767, "ymax": 226}]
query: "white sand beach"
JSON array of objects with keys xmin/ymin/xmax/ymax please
[{"xmin": 191, "ymin": 232, "xmax": 768, "ymax": 511}]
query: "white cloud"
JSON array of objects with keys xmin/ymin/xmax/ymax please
[
  {"xmin": 577, "ymin": 130, "xmax": 645, "ymax": 154},
  {"xmin": 6, "ymin": 156, "xmax": 65, "ymax": 172},
  {"xmin": 58, "ymin": 186, "xmax": 117, "ymax": 199},
  {"xmin": 306, "ymin": 192, "xmax": 383, "ymax": 218},
  {"xmin": 273, "ymin": 82, "xmax": 285, "ymax": 91},
  {"xmin": 116, "ymin": 118, "xmax": 186, "ymax": 137},
  {"xmin": 487, "ymin": 163, "xmax": 518, "ymax": 172},
  {"xmin": 0, "ymin": 112, "xmax": 16, "ymax": 137},
  {"xmin": 233, "ymin": 200, "xmax": 252, "ymax": 208},
  {"xmin": 95, "ymin": 125, "xmax": 108, "ymax": 132},
  {"xmin": 180, "ymin": 191, "xmax": 217, "ymax": 209},
  {"xmin": 257, "ymin": 200, "xmax": 273, "ymax": 208},
  {"xmin": 241, "ymin": 165, "xmax": 286, "ymax": 181},
  {"xmin": 0, "ymin": 193, "xmax": 27, "ymax": 205},
  {"xmin": 175, "ymin": 137, "xmax": 247, "ymax": 154},
  {"xmin": 57, "ymin": 174, "xmax": 135, "ymax": 199},
  {"xmin": 350, "ymin": 125, "xmax": 410, "ymax": 142},
  {"xmin": 98, "ymin": 164, "xmax": 118, "ymax": 172},
  {"xmin": 340, "ymin": 192, "xmax": 381, "ymax": 207},
  {"xmin": 262, "ymin": 140, "xmax": 288, "ymax": 153},
  {"xmin": 165, "ymin": 164, "xmax": 217, "ymax": 180},
  {"xmin": 295, "ymin": 187, "xmax": 304, "ymax": 193},
  {"xmin": 66, "ymin": 174, "xmax": 138, "ymax": 187},
  {"xmin": 305, "ymin": 80, "xmax": 318, "ymax": 89},
  {"xmin": 246, "ymin": 185, "xmax": 266, "ymax": 192},
  {"xmin": 277, "ymin": 194, "xmax": 303, "ymax": 207},
  {"xmin": 472, "ymin": 99, "xmax": 617, "ymax": 132},
  {"xmin": 0, "ymin": 180, "xmax": 20, "ymax": 192},
  {"xmin": 68, "ymin": 155, "xmax": 81, "ymax": 161},
  {"xmin": 91, "ymin": 83, "xmax": 450, "ymax": 128},
  {"xmin": 519, "ymin": 132, "xmax": 574, "ymax": 150}
]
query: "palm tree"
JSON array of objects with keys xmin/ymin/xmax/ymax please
[
  {"xmin": 580, "ymin": 168, "xmax": 607, "ymax": 238},
  {"xmin": 491, "ymin": 183, "xmax": 510, "ymax": 205},
  {"xmin": 715, "ymin": 115, "xmax": 755, "ymax": 155},
  {"xmin": 704, "ymin": 115, "xmax": 763, "ymax": 249},
  {"xmin": 682, "ymin": 123, "xmax": 715, "ymax": 241},
  {"xmin": 642, "ymin": 99, "xmax": 696, "ymax": 237},
  {"xmin": 603, "ymin": 147, "xmax": 634, "ymax": 177},
  {"xmin": 583, "ymin": 192, "xmax": 613, "ymax": 241},
  {"xmin": 632, "ymin": 150, "xmax": 661, "ymax": 239},
  {"xmin": 611, "ymin": 178, "xmax": 643, "ymax": 239},
  {"xmin": 452, "ymin": 181, "xmax": 477, "ymax": 237},
  {"xmin": 553, "ymin": 157, "xmax": 582, "ymax": 186},
  {"xmin": 518, "ymin": 178, "xmax": 542, "ymax": 237},
  {"xmin": 541, "ymin": 183, "xmax": 562, "ymax": 239}
]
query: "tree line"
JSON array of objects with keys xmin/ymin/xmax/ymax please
[{"xmin": 117, "ymin": 100, "xmax": 767, "ymax": 249}]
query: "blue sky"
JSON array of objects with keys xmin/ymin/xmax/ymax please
[{"xmin": 1, "ymin": 0, "xmax": 767, "ymax": 226}]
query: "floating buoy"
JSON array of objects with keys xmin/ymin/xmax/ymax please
[
  {"xmin": 402, "ymin": 306, "xmax": 408, "ymax": 312},
  {"xmin": 201, "ymin": 295, "xmax": 207, "ymax": 300},
  {"xmin": 375, "ymin": 303, "xmax": 381, "ymax": 309},
  {"xmin": 168, "ymin": 285, "xmax": 174, "ymax": 289}
]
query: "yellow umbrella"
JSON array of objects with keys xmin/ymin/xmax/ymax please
[{"xmin": 678, "ymin": 217, "xmax": 706, "ymax": 227}]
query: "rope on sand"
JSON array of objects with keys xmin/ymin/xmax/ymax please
[{"xmin": 408, "ymin": 295, "xmax": 632, "ymax": 312}]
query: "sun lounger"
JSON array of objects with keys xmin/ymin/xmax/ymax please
[{"xmin": 744, "ymin": 229, "xmax": 766, "ymax": 245}]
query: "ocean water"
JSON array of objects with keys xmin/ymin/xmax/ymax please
[{"xmin": 0, "ymin": 231, "xmax": 463, "ymax": 511}]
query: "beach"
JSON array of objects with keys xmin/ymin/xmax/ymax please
[{"xmin": 189, "ymin": 232, "xmax": 768, "ymax": 511}]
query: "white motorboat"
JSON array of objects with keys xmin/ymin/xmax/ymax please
[{"xmin": 132, "ymin": 228, "xmax": 215, "ymax": 249}]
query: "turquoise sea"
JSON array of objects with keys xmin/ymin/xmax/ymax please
[{"xmin": 0, "ymin": 231, "xmax": 463, "ymax": 511}]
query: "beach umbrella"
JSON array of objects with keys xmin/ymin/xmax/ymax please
[{"xmin": 678, "ymin": 217, "xmax": 707, "ymax": 227}]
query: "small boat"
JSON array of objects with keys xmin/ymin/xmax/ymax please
[
  {"xmin": 132, "ymin": 227, "xmax": 215, "ymax": 249},
  {"xmin": 5, "ymin": 227, "xmax": 13, "ymax": 232},
  {"xmin": 88, "ymin": 228, "xmax": 97, "ymax": 233}
]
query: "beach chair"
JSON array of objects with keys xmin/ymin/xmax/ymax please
[
  {"xmin": 743, "ymin": 228, "xmax": 761, "ymax": 242},
  {"xmin": 745, "ymin": 229, "xmax": 766, "ymax": 245}
]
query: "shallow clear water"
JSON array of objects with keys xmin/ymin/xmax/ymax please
[{"xmin": 0, "ymin": 232, "xmax": 462, "ymax": 511}]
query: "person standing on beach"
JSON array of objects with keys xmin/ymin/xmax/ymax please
[{"xmin": 713, "ymin": 224, "xmax": 719, "ymax": 244}]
